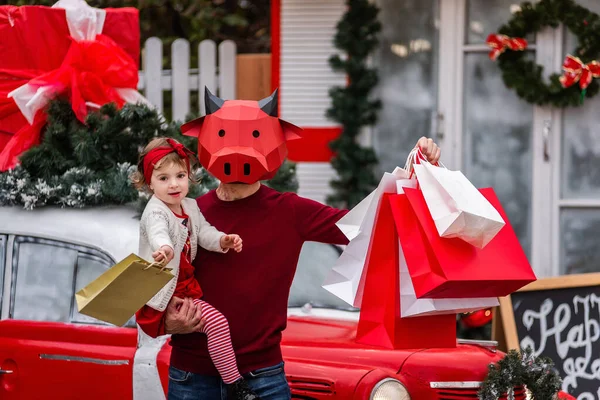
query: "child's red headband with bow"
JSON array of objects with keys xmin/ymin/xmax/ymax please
[{"xmin": 143, "ymin": 139, "xmax": 195, "ymax": 183}]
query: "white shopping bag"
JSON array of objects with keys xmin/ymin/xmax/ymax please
[
  {"xmin": 410, "ymin": 150, "xmax": 505, "ymax": 248},
  {"xmin": 396, "ymin": 177, "xmax": 499, "ymax": 316},
  {"xmin": 322, "ymin": 168, "xmax": 408, "ymax": 307}
]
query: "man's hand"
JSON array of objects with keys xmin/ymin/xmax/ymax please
[
  {"xmin": 416, "ymin": 136, "xmax": 441, "ymax": 164},
  {"xmin": 152, "ymin": 245, "xmax": 174, "ymax": 264},
  {"xmin": 220, "ymin": 234, "xmax": 243, "ymax": 252},
  {"xmin": 164, "ymin": 296, "xmax": 204, "ymax": 334}
]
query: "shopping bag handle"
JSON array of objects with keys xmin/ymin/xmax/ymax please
[
  {"xmin": 143, "ymin": 251, "xmax": 169, "ymax": 273},
  {"xmin": 404, "ymin": 147, "xmax": 445, "ymax": 178}
]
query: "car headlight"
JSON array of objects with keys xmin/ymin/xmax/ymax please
[{"xmin": 370, "ymin": 378, "xmax": 411, "ymax": 400}]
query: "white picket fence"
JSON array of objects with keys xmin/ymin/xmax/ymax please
[{"xmin": 137, "ymin": 37, "xmax": 237, "ymax": 122}]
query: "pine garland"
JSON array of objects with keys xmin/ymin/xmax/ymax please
[
  {"xmin": 493, "ymin": 0, "xmax": 600, "ymax": 108},
  {"xmin": 327, "ymin": 0, "xmax": 381, "ymax": 209},
  {"xmin": 0, "ymin": 164, "xmax": 132, "ymax": 210},
  {"xmin": 0, "ymin": 99, "xmax": 196, "ymax": 209},
  {"xmin": 478, "ymin": 348, "xmax": 562, "ymax": 400},
  {"xmin": 18, "ymin": 99, "xmax": 183, "ymax": 181},
  {"xmin": 0, "ymin": 98, "xmax": 298, "ymax": 210}
]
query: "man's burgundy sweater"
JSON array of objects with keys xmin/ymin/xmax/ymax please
[{"xmin": 169, "ymin": 185, "xmax": 349, "ymax": 375}]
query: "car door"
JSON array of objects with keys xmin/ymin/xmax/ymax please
[{"xmin": 0, "ymin": 235, "xmax": 137, "ymax": 400}]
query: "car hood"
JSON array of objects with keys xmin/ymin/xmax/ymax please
[
  {"xmin": 282, "ymin": 315, "xmax": 417, "ymax": 373},
  {"xmin": 400, "ymin": 345, "xmax": 503, "ymax": 381},
  {"xmin": 283, "ymin": 315, "xmax": 503, "ymax": 379}
]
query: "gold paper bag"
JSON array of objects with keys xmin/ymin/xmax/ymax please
[{"xmin": 75, "ymin": 253, "xmax": 174, "ymax": 326}]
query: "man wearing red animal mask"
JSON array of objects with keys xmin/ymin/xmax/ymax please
[{"xmin": 137, "ymin": 88, "xmax": 441, "ymax": 400}]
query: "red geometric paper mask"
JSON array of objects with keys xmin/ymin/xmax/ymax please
[{"xmin": 181, "ymin": 88, "xmax": 303, "ymax": 184}]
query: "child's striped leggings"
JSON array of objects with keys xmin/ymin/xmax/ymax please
[{"xmin": 193, "ymin": 299, "xmax": 241, "ymax": 384}]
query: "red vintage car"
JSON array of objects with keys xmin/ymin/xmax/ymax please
[{"xmin": 0, "ymin": 205, "xmax": 522, "ymax": 400}]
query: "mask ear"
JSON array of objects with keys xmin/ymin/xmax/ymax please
[
  {"xmin": 205, "ymin": 87, "xmax": 225, "ymax": 115},
  {"xmin": 258, "ymin": 88, "xmax": 278, "ymax": 117},
  {"xmin": 280, "ymin": 119, "xmax": 303, "ymax": 141},
  {"xmin": 180, "ymin": 116, "xmax": 206, "ymax": 137}
]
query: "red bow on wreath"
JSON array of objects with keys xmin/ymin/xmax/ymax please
[
  {"xmin": 559, "ymin": 54, "xmax": 600, "ymax": 90},
  {"xmin": 486, "ymin": 34, "xmax": 528, "ymax": 61}
]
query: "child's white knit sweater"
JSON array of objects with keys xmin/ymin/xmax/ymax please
[{"xmin": 139, "ymin": 195, "xmax": 226, "ymax": 311}]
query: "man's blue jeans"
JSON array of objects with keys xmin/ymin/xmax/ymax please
[{"xmin": 167, "ymin": 362, "xmax": 291, "ymax": 400}]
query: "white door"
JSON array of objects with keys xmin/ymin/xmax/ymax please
[
  {"xmin": 549, "ymin": 0, "xmax": 600, "ymax": 276},
  {"xmin": 438, "ymin": 0, "xmax": 600, "ymax": 278}
]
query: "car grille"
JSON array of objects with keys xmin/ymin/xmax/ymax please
[
  {"xmin": 433, "ymin": 384, "xmax": 527, "ymax": 399},
  {"xmin": 288, "ymin": 376, "xmax": 335, "ymax": 398}
]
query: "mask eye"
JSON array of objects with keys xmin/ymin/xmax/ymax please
[
  {"xmin": 252, "ymin": 130, "xmax": 260, "ymax": 138},
  {"xmin": 218, "ymin": 129, "xmax": 226, "ymax": 137}
]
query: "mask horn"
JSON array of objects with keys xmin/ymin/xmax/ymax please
[
  {"xmin": 205, "ymin": 87, "xmax": 225, "ymax": 115},
  {"xmin": 258, "ymin": 89, "xmax": 279, "ymax": 117}
]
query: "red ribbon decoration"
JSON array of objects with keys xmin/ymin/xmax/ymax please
[
  {"xmin": 485, "ymin": 33, "xmax": 528, "ymax": 61},
  {"xmin": 559, "ymin": 54, "xmax": 600, "ymax": 90},
  {"xmin": 0, "ymin": 34, "xmax": 138, "ymax": 171},
  {"xmin": 143, "ymin": 139, "xmax": 195, "ymax": 184}
]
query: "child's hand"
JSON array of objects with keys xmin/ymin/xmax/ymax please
[
  {"xmin": 152, "ymin": 245, "xmax": 174, "ymax": 264},
  {"xmin": 220, "ymin": 234, "xmax": 243, "ymax": 252}
]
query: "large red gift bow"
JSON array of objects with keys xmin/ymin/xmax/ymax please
[
  {"xmin": 356, "ymin": 193, "xmax": 456, "ymax": 350},
  {"xmin": 0, "ymin": 5, "xmax": 139, "ymax": 170},
  {"xmin": 0, "ymin": 35, "xmax": 138, "ymax": 170},
  {"xmin": 29, "ymin": 35, "xmax": 138, "ymax": 123},
  {"xmin": 559, "ymin": 54, "xmax": 600, "ymax": 90},
  {"xmin": 389, "ymin": 188, "xmax": 536, "ymax": 299}
]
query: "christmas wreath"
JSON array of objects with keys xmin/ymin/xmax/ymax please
[
  {"xmin": 486, "ymin": 0, "xmax": 600, "ymax": 108},
  {"xmin": 478, "ymin": 348, "xmax": 562, "ymax": 400}
]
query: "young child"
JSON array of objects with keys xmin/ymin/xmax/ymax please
[{"xmin": 132, "ymin": 137, "xmax": 261, "ymax": 400}]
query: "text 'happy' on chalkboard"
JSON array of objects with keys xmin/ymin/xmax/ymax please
[{"xmin": 493, "ymin": 273, "xmax": 600, "ymax": 399}]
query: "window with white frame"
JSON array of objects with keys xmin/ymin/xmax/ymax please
[
  {"xmin": 437, "ymin": 0, "xmax": 600, "ymax": 277},
  {"xmin": 556, "ymin": 0, "xmax": 600, "ymax": 275}
]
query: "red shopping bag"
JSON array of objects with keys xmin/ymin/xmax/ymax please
[
  {"xmin": 389, "ymin": 188, "xmax": 536, "ymax": 299},
  {"xmin": 356, "ymin": 194, "xmax": 456, "ymax": 349}
]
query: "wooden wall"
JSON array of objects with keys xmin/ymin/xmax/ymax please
[{"xmin": 236, "ymin": 54, "xmax": 272, "ymax": 100}]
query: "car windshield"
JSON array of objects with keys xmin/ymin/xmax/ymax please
[{"xmin": 288, "ymin": 241, "xmax": 358, "ymax": 311}]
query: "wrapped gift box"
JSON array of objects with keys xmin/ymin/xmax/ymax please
[{"xmin": 0, "ymin": 4, "xmax": 140, "ymax": 149}]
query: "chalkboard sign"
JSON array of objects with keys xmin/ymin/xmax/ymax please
[{"xmin": 493, "ymin": 274, "xmax": 600, "ymax": 400}]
